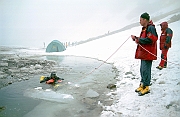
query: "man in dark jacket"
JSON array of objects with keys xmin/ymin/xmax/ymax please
[
  {"xmin": 156, "ymin": 22, "xmax": 173, "ymax": 70},
  {"xmin": 131, "ymin": 12, "xmax": 158, "ymax": 96}
]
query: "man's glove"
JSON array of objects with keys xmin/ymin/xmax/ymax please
[{"xmin": 131, "ymin": 35, "xmax": 137, "ymax": 41}]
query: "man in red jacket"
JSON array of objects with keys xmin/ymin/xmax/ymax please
[
  {"xmin": 131, "ymin": 12, "xmax": 158, "ymax": 96},
  {"xmin": 156, "ymin": 22, "xmax": 173, "ymax": 70}
]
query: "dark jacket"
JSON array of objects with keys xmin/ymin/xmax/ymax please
[{"xmin": 135, "ymin": 20, "xmax": 158, "ymax": 60}]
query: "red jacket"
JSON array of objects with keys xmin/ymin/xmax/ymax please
[
  {"xmin": 135, "ymin": 21, "xmax": 158, "ymax": 60},
  {"xmin": 159, "ymin": 22, "xmax": 173, "ymax": 50}
]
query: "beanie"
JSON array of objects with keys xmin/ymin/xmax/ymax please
[{"xmin": 140, "ymin": 12, "xmax": 150, "ymax": 21}]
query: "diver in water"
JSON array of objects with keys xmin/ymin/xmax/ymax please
[{"xmin": 40, "ymin": 72, "xmax": 64, "ymax": 84}]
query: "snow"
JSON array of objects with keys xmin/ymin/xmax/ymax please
[
  {"xmin": 7, "ymin": 17, "xmax": 178, "ymax": 117},
  {"xmin": 46, "ymin": 19, "xmax": 180, "ymax": 116},
  {"xmin": 21, "ymin": 19, "xmax": 180, "ymax": 116},
  {"xmin": 1, "ymin": 1, "xmax": 180, "ymax": 116}
]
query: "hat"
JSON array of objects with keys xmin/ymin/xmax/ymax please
[
  {"xmin": 160, "ymin": 22, "xmax": 168, "ymax": 30},
  {"xmin": 140, "ymin": 12, "xmax": 150, "ymax": 21},
  {"xmin": 160, "ymin": 22, "xmax": 168, "ymax": 27},
  {"xmin": 50, "ymin": 72, "xmax": 56, "ymax": 77}
]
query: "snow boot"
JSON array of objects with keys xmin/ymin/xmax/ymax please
[
  {"xmin": 135, "ymin": 83, "xmax": 143, "ymax": 92},
  {"xmin": 156, "ymin": 66, "xmax": 163, "ymax": 70},
  {"xmin": 138, "ymin": 86, "xmax": 150, "ymax": 96}
]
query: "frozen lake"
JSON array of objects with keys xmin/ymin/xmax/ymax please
[{"xmin": 0, "ymin": 54, "xmax": 118, "ymax": 117}]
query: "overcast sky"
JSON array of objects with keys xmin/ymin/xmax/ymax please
[{"xmin": 0, "ymin": 0, "xmax": 178, "ymax": 47}]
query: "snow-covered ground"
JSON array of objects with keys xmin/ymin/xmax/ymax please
[
  {"xmin": 47, "ymin": 18, "xmax": 180, "ymax": 116},
  {"xmin": 2, "ymin": 12, "xmax": 177, "ymax": 117}
]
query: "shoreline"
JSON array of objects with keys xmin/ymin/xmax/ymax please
[{"xmin": 0, "ymin": 46, "xmax": 120, "ymax": 117}]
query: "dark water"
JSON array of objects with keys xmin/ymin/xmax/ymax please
[{"xmin": 0, "ymin": 55, "xmax": 118, "ymax": 117}]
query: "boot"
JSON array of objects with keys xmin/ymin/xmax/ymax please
[
  {"xmin": 135, "ymin": 83, "xmax": 143, "ymax": 92},
  {"xmin": 156, "ymin": 66, "xmax": 163, "ymax": 70},
  {"xmin": 138, "ymin": 86, "xmax": 150, "ymax": 96}
]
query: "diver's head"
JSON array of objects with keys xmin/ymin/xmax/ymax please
[{"xmin": 50, "ymin": 72, "xmax": 56, "ymax": 78}]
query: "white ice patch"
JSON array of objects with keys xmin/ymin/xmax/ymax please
[
  {"xmin": 34, "ymin": 87, "xmax": 42, "ymax": 90},
  {"xmin": 24, "ymin": 88, "xmax": 74, "ymax": 103}
]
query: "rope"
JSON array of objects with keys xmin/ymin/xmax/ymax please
[
  {"xmin": 82, "ymin": 36, "xmax": 131, "ymax": 78},
  {"xmin": 81, "ymin": 36, "xmax": 179, "ymax": 79},
  {"xmin": 138, "ymin": 44, "xmax": 180, "ymax": 66}
]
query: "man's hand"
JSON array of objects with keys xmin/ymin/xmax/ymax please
[
  {"xmin": 131, "ymin": 35, "xmax": 139, "ymax": 44},
  {"xmin": 131, "ymin": 35, "xmax": 136, "ymax": 41}
]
